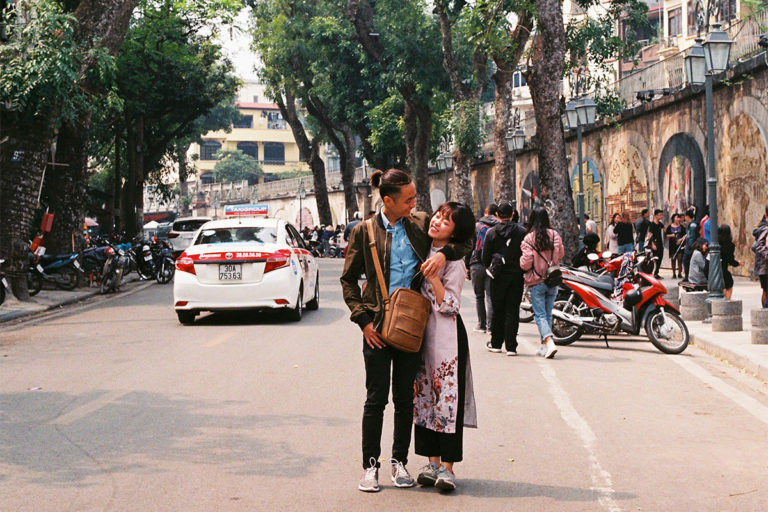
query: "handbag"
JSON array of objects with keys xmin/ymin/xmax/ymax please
[{"xmin": 365, "ymin": 219, "xmax": 431, "ymax": 353}]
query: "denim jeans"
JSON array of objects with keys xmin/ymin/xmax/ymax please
[
  {"xmin": 529, "ymin": 282, "xmax": 558, "ymax": 341},
  {"xmin": 470, "ymin": 264, "xmax": 492, "ymax": 329},
  {"xmin": 618, "ymin": 243, "xmax": 634, "ymax": 254}
]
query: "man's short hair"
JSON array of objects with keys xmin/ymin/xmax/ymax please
[
  {"xmin": 584, "ymin": 213, "xmax": 590, "ymax": 220},
  {"xmin": 497, "ymin": 201, "xmax": 514, "ymax": 219},
  {"xmin": 487, "ymin": 203, "xmax": 498, "ymax": 216},
  {"xmin": 654, "ymin": 209, "xmax": 663, "ymax": 216},
  {"xmin": 685, "ymin": 208, "xmax": 695, "ymax": 219},
  {"xmin": 641, "ymin": 208, "xmax": 649, "ymax": 216}
]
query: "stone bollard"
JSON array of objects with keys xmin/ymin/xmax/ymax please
[
  {"xmin": 751, "ymin": 309, "xmax": 768, "ymax": 344},
  {"xmin": 664, "ymin": 285, "xmax": 680, "ymax": 309},
  {"xmin": 711, "ymin": 299, "xmax": 742, "ymax": 332},
  {"xmin": 680, "ymin": 290, "xmax": 708, "ymax": 321}
]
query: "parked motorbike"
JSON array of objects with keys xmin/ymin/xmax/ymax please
[
  {"xmin": 0, "ymin": 258, "xmax": 9, "ymax": 306},
  {"xmin": 548, "ymin": 252, "xmax": 689, "ymax": 354},
  {"xmin": 81, "ymin": 245, "xmax": 110, "ymax": 286},
  {"xmin": 27, "ymin": 248, "xmax": 82, "ymax": 296},
  {"xmin": 132, "ymin": 239, "xmax": 156, "ymax": 280},
  {"xmin": 100, "ymin": 244, "xmax": 130, "ymax": 293},
  {"xmin": 152, "ymin": 238, "xmax": 175, "ymax": 284}
]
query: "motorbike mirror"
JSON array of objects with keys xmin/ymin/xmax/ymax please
[
  {"xmin": 587, "ymin": 253, "xmax": 599, "ymax": 262},
  {"xmin": 602, "ymin": 251, "xmax": 612, "ymax": 258}
]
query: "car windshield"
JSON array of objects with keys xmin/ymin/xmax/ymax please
[
  {"xmin": 173, "ymin": 219, "xmax": 210, "ymax": 232},
  {"xmin": 195, "ymin": 227, "xmax": 277, "ymax": 245}
]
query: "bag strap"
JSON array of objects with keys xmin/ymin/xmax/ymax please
[{"xmin": 365, "ymin": 218, "xmax": 389, "ymax": 303}]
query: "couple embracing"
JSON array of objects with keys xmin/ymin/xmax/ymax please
[{"xmin": 340, "ymin": 168, "xmax": 476, "ymax": 493}]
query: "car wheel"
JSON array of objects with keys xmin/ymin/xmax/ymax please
[
  {"xmin": 306, "ymin": 273, "xmax": 319, "ymax": 310},
  {"xmin": 286, "ymin": 285, "xmax": 303, "ymax": 322},
  {"xmin": 177, "ymin": 310, "xmax": 196, "ymax": 325}
]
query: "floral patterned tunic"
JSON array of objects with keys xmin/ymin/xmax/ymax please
[{"xmin": 413, "ymin": 246, "xmax": 477, "ymax": 433}]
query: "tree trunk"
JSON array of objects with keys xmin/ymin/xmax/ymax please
[
  {"xmin": 113, "ymin": 128, "xmax": 122, "ymax": 231},
  {"xmin": 0, "ymin": 114, "xmax": 56, "ymax": 300},
  {"xmin": 124, "ymin": 113, "xmax": 138, "ymax": 238},
  {"xmin": 492, "ymin": 68, "xmax": 515, "ymax": 203},
  {"xmin": 341, "ymin": 126, "xmax": 360, "ymax": 220},
  {"xmin": 526, "ymin": 0, "xmax": 579, "ymax": 260},
  {"xmin": 46, "ymin": 113, "xmax": 92, "ymax": 255},
  {"xmin": 177, "ymin": 142, "xmax": 191, "ymax": 216}
]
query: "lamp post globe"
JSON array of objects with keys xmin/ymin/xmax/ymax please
[
  {"xmin": 703, "ymin": 23, "xmax": 733, "ymax": 74},
  {"xmin": 565, "ymin": 99, "xmax": 579, "ymax": 129},
  {"xmin": 505, "ymin": 128, "xmax": 525, "ymax": 152},
  {"xmin": 576, "ymin": 96, "xmax": 597, "ymax": 126},
  {"xmin": 685, "ymin": 38, "xmax": 707, "ymax": 85}
]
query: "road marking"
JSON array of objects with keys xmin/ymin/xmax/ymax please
[
  {"xmin": 670, "ymin": 355, "xmax": 768, "ymax": 426},
  {"xmin": 530, "ymin": 341, "xmax": 621, "ymax": 512},
  {"xmin": 205, "ymin": 331, "xmax": 232, "ymax": 348},
  {"xmin": 50, "ymin": 390, "xmax": 128, "ymax": 426}
]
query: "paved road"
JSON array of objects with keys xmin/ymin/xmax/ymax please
[{"xmin": 1, "ymin": 259, "xmax": 767, "ymax": 511}]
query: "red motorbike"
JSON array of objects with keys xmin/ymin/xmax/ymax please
[{"xmin": 551, "ymin": 253, "xmax": 689, "ymax": 354}]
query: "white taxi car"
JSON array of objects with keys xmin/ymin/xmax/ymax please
[{"xmin": 173, "ymin": 217, "xmax": 319, "ymax": 324}]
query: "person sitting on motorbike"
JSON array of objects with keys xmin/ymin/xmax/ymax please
[
  {"xmin": 688, "ymin": 237, "xmax": 709, "ymax": 290},
  {"xmin": 572, "ymin": 233, "xmax": 601, "ymax": 268}
]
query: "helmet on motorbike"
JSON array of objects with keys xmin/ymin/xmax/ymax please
[{"xmin": 624, "ymin": 288, "xmax": 643, "ymax": 307}]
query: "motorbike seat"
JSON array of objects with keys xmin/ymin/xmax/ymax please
[{"xmin": 568, "ymin": 274, "xmax": 614, "ymax": 293}]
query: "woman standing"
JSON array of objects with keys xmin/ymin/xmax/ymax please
[
  {"xmin": 605, "ymin": 213, "xmax": 620, "ymax": 255},
  {"xmin": 413, "ymin": 202, "xmax": 477, "ymax": 492},
  {"xmin": 615, "ymin": 212, "xmax": 634, "ymax": 254},
  {"xmin": 665, "ymin": 214, "xmax": 685, "ymax": 279},
  {"xmin": 718, "ymin": 224, "xmax": 741, "ymax": 299},
  {"xmin": 520, "ymin": 207, "xmax": 564, "ymax": 359}
]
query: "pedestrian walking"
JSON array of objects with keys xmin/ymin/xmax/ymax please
[
  {"xmin": 615, "ymin": 212, "xmax": 634, "ymax": 254},
  {"xmin": 665, "ymin": 214, "xmax": 685, "ymax": 279},
  {"xmin": 520, "ymin": 207, "xmax": 564, "ymax": 359},
  {"xmin": 649, "ymin": 209, "xmax": 665, "ymax": 278},
  {"xmin": 467, "ymin": 203, "xmax": 499, "ymax": 334},
  {"xmin": 605, "ymin": 213, "xmax": 620, "ymax": 255},
  {"xmin": 413, "ymin": 201, "xmax": 477, "ymax": 492},
  {"xmin": 481, "ymin": 201, "xmax": 527, "ymax": 356},
  {"xmin": 340, "ymin": 168, "xmax": 471, "ymax": 493},
  {"xmin": 634, "ymin": 208, "xmax": 651, "ymax": 251},
  {"xmin": 718, "ymin": 225, "xmax": 741, "ymax": 300},
  {"xmin": 683, "ymin": 209, "xmax": 698, "ymax": 281},
  {"xmin": 751, "ymin": 206, "xmax": 768, "ymax": 308}
]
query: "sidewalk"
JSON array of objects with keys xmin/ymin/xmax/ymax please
[
  {"xmin": 0, "ymin": 275, "xmax": 142, "ymax": 324},
  {"xmin": 680, "ymin": 274, "xmax": 768, "ymax": 382}
]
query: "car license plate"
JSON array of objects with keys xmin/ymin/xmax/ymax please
[{"xmin": 218, "ymin": 263, "xmax": 242, "ymax": 280}]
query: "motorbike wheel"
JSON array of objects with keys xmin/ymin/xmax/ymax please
[
  {"xmin": 100, "ymin": 274, "xmax": 114, "ymax": 294},
  {"xmin": 27, "ymin": 271, "xmax": 43, "ymax": 297},
  {"xmin": 55, "ymin": 266, "xmax": 79, "ymax": 290},
  {"xmin": 519, "ymin": 286, "xmax": 534, "ymax": 323},
  {"xmin": 551, "ymin": 300, "xmax": 583, "ymax": 346},
  {"xmin": 156, "ymin": 258, "xmax": 174, "ymax": 284},
  {"xmin": 645, "ymin": 309, "xmax": 689, "ymax": 354}
]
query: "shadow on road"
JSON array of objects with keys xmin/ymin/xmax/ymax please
[
  {"xmin": 452, "ymin": 478, "xmax": 638, "ymax": 501},
  {"xmin": 0, "ymin": 390, "xmax": 349, "ymax": 485},
  {"xmin": 192, "ymin": 306, "xmax": 347, "ymax": 327}
]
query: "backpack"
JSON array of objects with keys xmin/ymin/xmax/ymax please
[{"xmin": 474, "ymin": 224, "xmax": 492, "ymax": 255}]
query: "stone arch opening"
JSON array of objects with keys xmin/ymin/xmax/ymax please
[{"xmin": 658, "ymin": 133, "xmax": 706, "ymax": 222}]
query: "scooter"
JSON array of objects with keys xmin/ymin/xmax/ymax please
[
  {"xmin": 152, "ymin": 238, "xmax": 175, "ymax": 284},
  {"xmin": 100, "ymin": 244, "xmax": 130, "ymax": 293},
  {"xmin": 27, "ymin": 248, "xmax": 82, "ymax": 296},
  {"xmin": 550, "ymin": 253, "xmax": 689, "ymax": 354}
]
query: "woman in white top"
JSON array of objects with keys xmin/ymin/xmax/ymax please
[{"xmin": 605, "ymin": 213, "xmax": 620, "ymax": 255}]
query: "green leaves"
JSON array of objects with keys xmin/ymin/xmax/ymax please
[{"xmin": 213, "ymin": 149, "xmax": 264, "ymax": 185}]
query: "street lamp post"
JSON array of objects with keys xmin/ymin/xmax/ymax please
[
  {"xmin": 504, "ymin": 109, "xmax": 526, "ymax": 213},
  {"xmin": 297, "ymin": 183, "xmax": 307, "ymax": 232},
  {"xmin": 437, "ymin": 135, "xmax": 453, "ymax": 201},
  {"xmin": 564, "ymin": 94, "xmax": 597, "ymax": 242},
  {"xmin": 685, "ymin": 24, "xmax": 733, "ymax": 302}
]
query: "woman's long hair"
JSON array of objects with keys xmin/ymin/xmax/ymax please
[
  {"xmin": 610, "ymin": 213, "xmax": 620, "ymax": 226},
  {"xmin": 717, "ymin": 224, "xmax": 732, "ymax": 246},
  {"xmin": 369, "ymin": 168, "xmax": 412, "ymax": 199},
  {"xmin": 526, "ymin": 207, "xmax": 554, "ymax": 251},
  {"xmin": 433, "ymin": 202, "xmax": 475, "ymax": 243}
]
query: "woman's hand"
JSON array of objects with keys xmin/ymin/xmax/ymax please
[
  {"xmin": 362, "ymin": 322, "xmax": 385, "ymax": 349},
  {"xmin": 421, "ymin": 252, "xmax": 446, "ymax": 279}
]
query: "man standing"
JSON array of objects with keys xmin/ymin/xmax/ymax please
[
  {"xmin": 648, "ymin": 209, "xmax": 665, "ymax": 278},
  {"xmin": 482, "ymin": 201, "xmax": 527, "ymax": 356},
  {"xmin": 683, "ymin": 208, "xmax": 698, "ymax": 281},
  {"xmin": 340, "ymin": 169, "xmax": 470, "ymax": 493},
  {"xmin": 634, "ymin": 208, "xmax": 651, "ymax": 251},
  {"xmin": 467, "ymin": 203, "xmax": 498, "ymax": 333},
  {"xmin": 753, "ymin": 206, "xmax": 768, "ymax": 308},
  {"xmin": 584, "ymin": 214, "xmax": 597, "ymax": 235}
]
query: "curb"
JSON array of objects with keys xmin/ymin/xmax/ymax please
[
  {"xmin": 690, "ymin": 331, "xmax": 768, "ymax": 382},
  {"xmin": 0, "ymin": 275, "xmax": 144, "ymax": 325}
]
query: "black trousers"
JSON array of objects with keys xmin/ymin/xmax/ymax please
[
  {"xmin": 652, "ymin": 247, "xmax": 663, "ymax": 275},
  {"xmin": 489, "ymin": 272, "xmax": 525, "ymax": 352},
  {"xmin": 470, "ymin": 264, "xmax": 492, "ymax": 330},
  {"xmin": 683, "ymin": 252, "xmax": 692, "ymax": 281},
  {"xmin": 414, "ymin": 316, "xmax": 468, "ymax": 463},
  {"xmin": 362, "ymin": 342, "xmax": 421, "ymax": 469}
]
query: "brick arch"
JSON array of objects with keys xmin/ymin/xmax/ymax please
[
  {"xmin": 658, "ymin": 133, "xmax": 706, "ymax": 221},
  {"xmin": 726, "ymin": 95, "xmax": 768, "ymax": 145}
]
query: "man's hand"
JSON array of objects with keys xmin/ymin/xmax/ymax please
[
  {"xmin": 421, "ymin": 252, "xmax": 446, "ymax": 279},
  {"xmin": 363, "ymin": 322, "xmax": 386, "ymax": 349}
]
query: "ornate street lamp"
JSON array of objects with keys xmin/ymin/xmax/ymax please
[
  {"xmin": 703, "ymin": 23, "xmax": 732, "ymax": 74},
  {"xmin": 564, "ymin": 95, "xmax": 597, "ymax": 241},
  {"xmin": 437, "ymin": 135, "xmax": 453, "ymax": 201},
  {"xmin": 504, "ymin": 115, "xmax": 526, "ymax": 212},
  {"xmin": 565, "ymin": 100, "xmax": 579, "ymax": 131},
  {"xmin": 576, "ymin": 96, "xmax": 597, "ymax": 127},
  {"xmin": 685, "ymin": 38, "xmax": 707, "ymax": 85}
]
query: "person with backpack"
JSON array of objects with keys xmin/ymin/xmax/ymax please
[
  {"xmin": 481, "ymin": 201, "xmax": 527, "ymax": 355},
  {"xmin": 752, "ymin": 206, "xmax": 768, "ymax": 308},
  {"xmin": 520, "ymin": 207, "xmax": 564, "ymax": 359},
  {"xmin": 467, "ymin": 203, "xmax": 499, "ymax": 333}
]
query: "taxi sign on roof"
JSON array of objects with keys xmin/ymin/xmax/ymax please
[{"xmin": 224, "ymin": 204, "xmax": 268, "ymax": 216}]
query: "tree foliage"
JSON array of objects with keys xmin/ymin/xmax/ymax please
[{"xmin": 213, "ymin": 149, "xmax": 263, "ymax": 184}]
